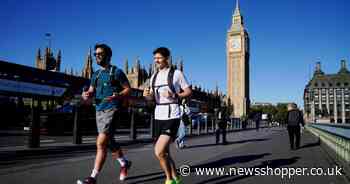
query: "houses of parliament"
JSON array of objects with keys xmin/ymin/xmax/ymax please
[
  {"xmin": 35, "ymin": 46, "xmax": 185, "ymax": 90},
  {"xmin": 34, "ymin": 0, "xmax": 250, "ymax": 117}
]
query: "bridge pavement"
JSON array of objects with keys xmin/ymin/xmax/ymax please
[{"xmin": 1, "ymin": 127, "xmax": 348, "ymax": 184}]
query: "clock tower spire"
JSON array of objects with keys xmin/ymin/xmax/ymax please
[{"xmin": 226, "ymin": 0, "xmax": 250, "ymax": 118}]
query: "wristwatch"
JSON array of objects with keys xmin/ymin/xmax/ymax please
[{"xmin": 112, "ymin": 92, "xmax": 120, "ymax": 97}]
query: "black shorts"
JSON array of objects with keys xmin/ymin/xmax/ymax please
[{"xmin": 155, "ymin": 119, "xmax": 180, "ymax": 140}]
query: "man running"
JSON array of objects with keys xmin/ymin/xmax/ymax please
[
  {"xmin": 80, "ymin": 43, "xmax": 132, "ymax": 184},
  {"xmin": 144, "ymin": 47, "xmax": 192, "ymax": 184}
]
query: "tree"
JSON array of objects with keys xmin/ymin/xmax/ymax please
[
  {"xmin": 227, "ymin": 97, "xmax": 233, "ymax": 117},
  {"xmin": 274, "ymin": 104, "xmax": 288, "ymax": 125}
]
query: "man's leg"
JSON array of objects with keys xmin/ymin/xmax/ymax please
[
  {"xmin": 167, "ymin": 146, "xmax": 179, "ymax": 179},
  {"xmin": 287, "ymin": 126, "xmax": 294, "ymax": 149},
  {"xmin": 93, "ymin": 133, "xmax": 109, "ymax": 172},
  {"xmin": 110, "ymin": 131, "xmax": 130, "ymax": 169},
  {"xmin": 295, "ymin": 126, "xmax": 301, "ymax": 149},
  {"xmin": 177, "ymin": 121, "xmax": 186, "ymax": 147},
  {"xmin": 109, "ymin": 110, "xmax": 131, "ymax": 181},
  {"xmin": 155, "ymin": 135, "xmax": 173, "ymax": 181},
  {"xmin": 222, "ymin": 127, "xmax": 227, "ymax": 144},
  {"xmin": 79, "ymin": 133, "xmax": 108, "ymax": 183},
  {"xmin": 215, "ymin": 128, "xmax": 220, "ymax": 144},
  {"xmin": 109, "ymin": 112, "xmax": 125, "ymax": 162}
]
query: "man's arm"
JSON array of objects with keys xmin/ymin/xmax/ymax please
[
  {"xmin": 143, "ymin": 75, "xmax": 154, "ymax": 100},
  {"xmin": 83, "ymin": 72, "xmax": 97, "ymax": 97},
  {"xmin": 87, "ymin": 85, "xmax": 95, "ymax": 94},
  {"xmin": 176, "ymin": 87, "xmax": 192, "ymax": 98},
  {"xmin": 109, "ymin": 69, "xmax": 131, "ymax": 100},
  {"xmin": 285, "ymin": 111, "xmax": 289, "ymax": 125},
  {"xmin": 82, "ymin": 86, "xmax": 95, "ymax": 99},
  {"xmin": 300, "ymin": 111, "xmax": 305, "ymax": 127},
  {"xmin": 170, "ymin": 70, "xmax": 192, "ymax": 98},
  {"xmin": 118, "ymin": 83, "xmax": 131, "ymax": 97}
]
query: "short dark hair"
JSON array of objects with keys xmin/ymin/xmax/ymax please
[
  {"xmin": 94, "ymin": 43, "xmax": 112, "ymax": 58},
  {"xmin": 153, "ymin": 47, "xmax": 170, "ymax": 58}
]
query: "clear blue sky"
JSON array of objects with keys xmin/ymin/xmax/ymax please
[{"xmin": 1, "ymin": 0, "xmax": 349, "ymax": 107}]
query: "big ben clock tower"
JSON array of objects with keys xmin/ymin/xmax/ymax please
[{"xmin": 227, "ymin": 0, "xmax": 250, "ymax": 118}]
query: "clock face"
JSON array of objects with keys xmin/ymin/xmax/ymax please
[{"xmin": 229, "ymin": 36, "xmax": 241, "ymax": 52}]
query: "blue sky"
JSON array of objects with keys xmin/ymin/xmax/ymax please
[{"xmin": 1, "ymin": 0, "xmax": 349, "ymax": 107}]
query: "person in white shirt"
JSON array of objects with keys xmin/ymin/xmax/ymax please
[{"xmin": 144, "ymin": 47, "xmax": 192, "ymax": 184}]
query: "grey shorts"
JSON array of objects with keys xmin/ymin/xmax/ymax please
[
  {"xmin": 96, "ymin": 108, "xmax": 118, "ymax": 134},
  {"xmin": 96, "ymin": 108, "xmax": 120, "ymax": 150}
]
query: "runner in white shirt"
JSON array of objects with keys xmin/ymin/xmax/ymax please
[{"xmin": 144, "ymin": 47, "xmax": 192, "ymax": 184}]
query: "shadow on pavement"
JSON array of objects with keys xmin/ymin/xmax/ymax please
[
  {"xmin": 125, "ymin": 171, "xmax": 164, "ymax": 181},
  {"xmin": 126, "ymin": 153, "xmax": 271, "ymax": 184},
  {"xmin": 184, "ymin": 138, "xmax": 270, "ymax": 149},
  {"xmin": 299, "ymin": 141, "xmax": 320, "ymax": 150},
  {"xmin": 193, "ymin": 153, "xmax": 271, "ymax": 169}
]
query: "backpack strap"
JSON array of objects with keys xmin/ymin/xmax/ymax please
[
  {"xmin": 151, "ymin": 70, "xmax": 160, "ymax": 100},
  {"xmin": 109, "ymin": 65, "xmax": 116, "ymax": 81},
  {"xmin": 93, "ymin": 65, "xmax": 116, "ymax": 88},
  {"xmin": 151, "ymin": 67, "xmax": 179, "ymax": 105},
  {"xmin": 93, "ymin": 69, "xmax": 103, "ymax": 88},
  {"xmin": 109, "ymin": 65, "xmax": 124, "ymax": 93},
  {"xmin": 167, "ymin": 67, "xmax": 176, "ymax": 94}
]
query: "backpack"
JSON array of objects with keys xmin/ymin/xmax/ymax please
[
  {"xmin": 151, "ymin": 67, "xmax": 178, "ymax": 105},
  {"xmin": 150, "ymin": 67, "xmax": 180, "ymax": 118},
  {"xmin": 93, "ymin": 65, "xmax": 126, "ymax": 106},
  {"xmin": 93, "ymin": 65, "xmax": 123, "ymax": 93}
]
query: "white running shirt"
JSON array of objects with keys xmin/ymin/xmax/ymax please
[{"xmin": 150, "ymin": 68, "xmax": 190, "ymax": 120}]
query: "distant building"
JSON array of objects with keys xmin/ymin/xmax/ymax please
[
  {"xmin": 81, "ymin": 48, "xmax": 94, "ymax": 79},
  {"xmin": 124, "ymin": 56, "xmax": 184, "ymax": 89},
  {"xmin": 35, "ymin": 47, "xmax": 61, "ymax": 72},
  {"xmin": 124, "ymin": 57, "xmax": 149, "ymax": 89},
  {"xmin": 35, "ymin": 46, "xmax": 83, "ymax": 77},
  {"xmin": 33, "ymin": 46, "xmax": 225, "ymax": 113},
  {"xmin": 304, "ymin": 60, "xmax": 350, "ymax": 123},
  {"xmin": 251, "ymin": 102, "xmax": 273, "ymax": 107}
]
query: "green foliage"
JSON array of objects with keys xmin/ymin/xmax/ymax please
[
  {"xmin": 274, "ymin": 104, "xmax": 288, "ymax": 124},
  {"xmin": 250, "ymin": 104, "xmax": 288, "ymax": 124}
]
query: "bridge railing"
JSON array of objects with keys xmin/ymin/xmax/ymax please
[{"xmin": 306, "ymin": 123, "xmax": 350, "ymax": 170}]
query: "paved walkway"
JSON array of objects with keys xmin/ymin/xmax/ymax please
[{"xmin": 1, "ymin": 127, "xmax": 348, "ymax": 184}]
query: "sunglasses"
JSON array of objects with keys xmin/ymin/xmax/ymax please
[{"xmin": 94, "ymin": 52, "xmax": 104, "ymax": 57}]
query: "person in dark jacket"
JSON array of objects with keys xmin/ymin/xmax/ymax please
[
  {"xmin": 216, "ymin": 107, "xmax": 228, "ymax": 145},
  {"xmin": 254, "ymin": 111, "xmax": 262, "ymax": 132},
  {"xmin": 286, "ymin": 103, "xmax": 305, "ymax": 150}
]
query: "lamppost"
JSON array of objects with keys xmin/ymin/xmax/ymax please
[
  {"xmin": 214, "ymin": 108, "xmax": 219, "ymax": 131},
  {"xmin": 45, "ymin": 33, "xmax": 52, "ymax": 48}
]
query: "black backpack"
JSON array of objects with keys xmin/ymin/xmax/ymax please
[
  {"xmin": 151, "ymin": 67, "xmax": 178, "ymax": 105},
  {"xmin": 151, "ymin": 67, "xmax": 180, "ymax": 118}
]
